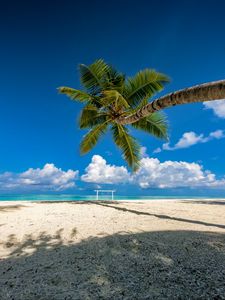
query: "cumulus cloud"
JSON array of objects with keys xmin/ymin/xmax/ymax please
[
  {"xmin": 81, "ymin": 155, "xmax": 130, "ymax": 184},
  {"xmin": 0, "ymin": 163, "xmax": 78, "ymax": 191},
  {"xmin": 81, "ymin": 155, "xmax": 225, "ymax": 189},
  {"xmin": 133, "ymin": 157, "xmax": 225, "ymax": 189},
  {"xmin": 2, "ymin": 156, "xmax": 224, "ymax": 192},
  {"xmin": 203, "ymin": 100, "xmax": 225, "ymax": 118},
  {"xmin": 154, "ymin": 130, "xmax": 225, "ymax": 152}
]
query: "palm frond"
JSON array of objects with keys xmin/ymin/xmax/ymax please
[
  {"xmin": 127, "ymin": 97, "xmax": 149, "ymax": 115},
  {"xmin": 60, "ymin": 60, "xmax": 171, "ymax": 170},
  {"xmin": 80, "ymin": 121, "xmax": 109, "ymax": 154},
  {"xmin": 124, "ymin": 69, "xmax": 170, "ymax": 107},
  {"xmin": 101, "ymin": 90, "xmax": 130, "ymax": 109},
  {"xmin": 79, "ymin": 104, "xmax": 108, "ymax": 129},
  {"xmin": 58, "ymin": 87, "xmax": 92, "ymax": 103},
  {"xmin": 131, "ymin": 112, "xmax": 168, "ymax": 140},
  {"xmin": 103, "ymin": 67, "xmax": 125, "ymax": 91},
  {"xmin": 111, "ymin": 124, "xmax": 141, "ymax": 171},
  {"xmin": 79, "ymin": 59, "xmax": 110, "ymax": 94}
]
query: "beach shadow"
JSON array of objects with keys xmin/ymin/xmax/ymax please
[
  {"xmin": 180, "ymin": 200, "xmax": 225, "ymax": 206},
  {"xmin": 92, "ymin": 202, "xmax": 225, "ymax": 230},
  {"xmin": 0, "ymin": 205, "xmax": 26, "ymax": 213},
  {"xmin": 37, "ymin": 200, "xmax": 225, "ymax": 230},
  {"xmin": 0, "ymin": 230, "xmax": 225, "ymax": 299}
]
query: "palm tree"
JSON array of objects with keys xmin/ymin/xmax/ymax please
[{"xmin": 58, "ymin": 59, "xmax": 225, "ymax": 171}]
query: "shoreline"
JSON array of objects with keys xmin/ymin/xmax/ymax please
[
  {"xmin": 0, "ymin": 196, "xmax": 225, "ymax": 203},
  {"xmin": 1, "ymin": 197, "xmax": 225, "ymax": 205}
]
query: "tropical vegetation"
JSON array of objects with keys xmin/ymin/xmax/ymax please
[{"xmin": 59, "ymin": 59, "xmax": 225, "ymax": 171}]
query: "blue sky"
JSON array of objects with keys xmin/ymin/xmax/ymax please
[{"xmin": 0, "ymin": 0, "xmax": 225, "ymax": 195}]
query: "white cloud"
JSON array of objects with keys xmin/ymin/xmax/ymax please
[
  {"xmin": 0, "ymin": 163, "xmax": 78, "ymax": 191},
  {"xmin": 140, "ymin": 146, "xmax": 148, "ymax": 157},
  {"xmin": 203, "ymin": 100, "xmax": 225, "ymax": 118},
  {"xmin": 2, "ymin": 156, "xmax": 225, "ymax": 192},
  {"xmin": 133, "ymin": 157, "xmax": 225, "ymax": 189},
  {"xmin": 153, "ymin": 147, "xmax": 162, "ymax": 154},
  {"xmin": 209, "ymin": 130, "xmax": 225, "ymax": 139},
  {"xmin": 81, "ymin": 155, "xmax": 225, "ymax": 189},
  {"xmin": 81, "ymin": 155, "xmax": 129, "ymax": 184},
  {"xmin": 154, "ymin": 130, "xmax": 225, "ymax": 152}
]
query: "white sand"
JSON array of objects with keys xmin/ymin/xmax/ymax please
[{"xmin": 0, "ymin": 199, "xmax": 225, "ymax": 299}]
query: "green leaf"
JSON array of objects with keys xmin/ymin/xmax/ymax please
[
  {"xmin": 131, "ymin": 112, "xmax": 169, "ymax": 140},
  {"xmin": 59, "ymin": 60, "xmax": 171, "ymax": 169},
  {"xmin": 79, "ymin": 104, "xmax": 108, "ymax": 129},
  {"xmin": 58, "ymin": 87, "xmax": 92, "ymax": 103},
  {"xmin": 103, "ymin": 67, "xmax": 125, "ymax": 91},
  {"xmin": 80, "ymin": 121, "xmax": 109, "ymax": 154},
  {"xmin": 111, "ymin": 124, "xmax": 141, "ymax": 171},
  {"xmin": 127, "ymin": 97, "xmax": 149, "ymax": 115},
  {"xmin": 79, "ymin": 59, "xmax": 110, "ymax": 94},
  {"xmin": 101, "ymin": 90, "xmax": 130, "ymax": 109},
  {"xmin": 124, "ymin": 69, "xmax": 170, "ymax": 107}
]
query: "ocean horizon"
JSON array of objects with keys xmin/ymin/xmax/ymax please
[{"xmin": 0, "ymin": 194, "xmax": 225, "ymax": 201}]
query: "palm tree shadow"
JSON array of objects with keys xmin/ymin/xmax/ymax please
[
  {"xmin": 1, "ymin": 230, "xmax": 225, "ymax": 299},
  {"xmin": 39, "ymin": 200, "xmax": 225, "ymax": 229},
  {"xmin": 0, "ymin": 205, "xmax": 26, "ymax": 213},
  {"xmin": 92, "ymin": 202, "xmax": 225, "ymax": 230},
  {"xmin": 180, "ymin": 200, "xmax": 225, "ymax": 206}
]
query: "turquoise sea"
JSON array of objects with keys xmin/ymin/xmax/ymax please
[{"xmin": 0, "ymin": 194, "xmax": 224, "ymax": 201}]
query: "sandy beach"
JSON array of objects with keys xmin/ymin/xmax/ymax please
[{"xmin": 0, "ymin": 199, "xmax": 225, "ymax": 299}]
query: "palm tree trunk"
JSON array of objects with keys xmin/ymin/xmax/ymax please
[{"xmin": 117, "ymin": 79, "xmax": 225, "ymax": 125}]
